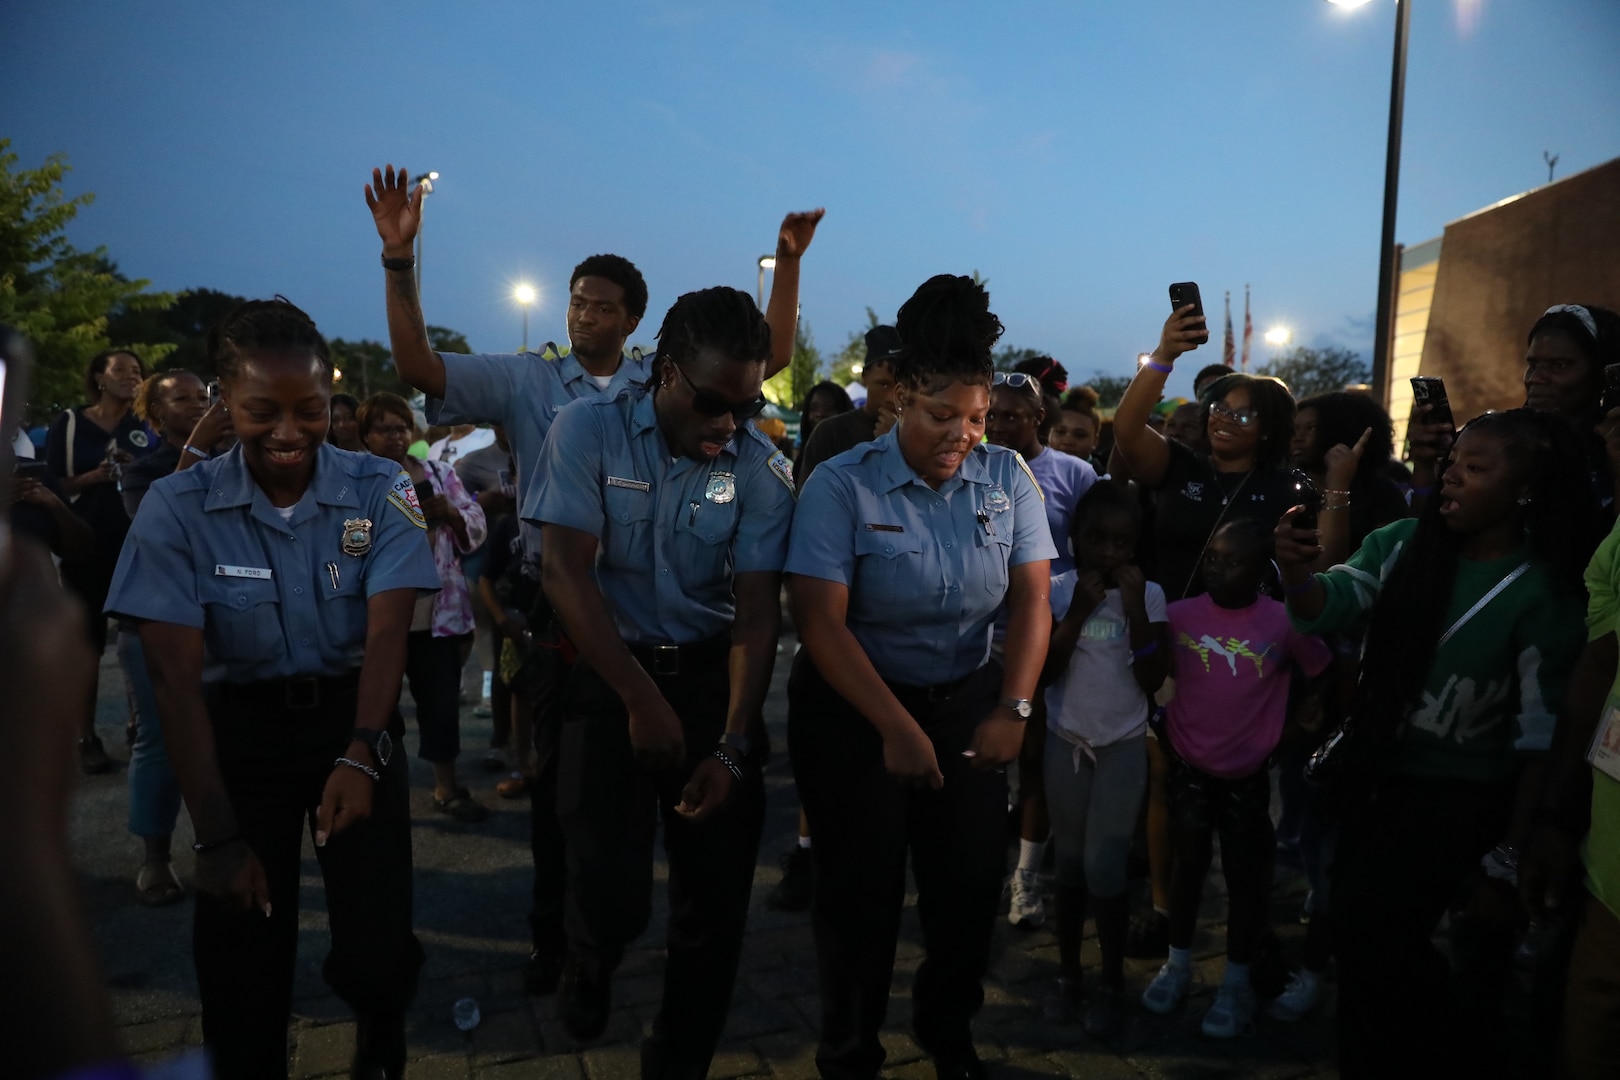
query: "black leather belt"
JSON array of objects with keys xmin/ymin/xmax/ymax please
[
  {"xmin": 888, "ymin": 668, "xmax": 984, "ymax": 703},
  {"xmin": 627, "ymin": 635, "xmax": 730, "ymax": 677},
  {"xmin": 215, "ymin": 670, "xmax": 361, "ymax": 711}
]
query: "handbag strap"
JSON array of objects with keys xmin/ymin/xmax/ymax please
[
  {"xmin": 1177, "ymin": 466, "xmax": 1255, "ymax": 600},
  {"xmin": 1436, "ymin": 561, "xmax": 1531, "ymax": 649}
]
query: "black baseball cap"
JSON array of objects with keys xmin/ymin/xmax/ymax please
[{"xmin": 864, "ymin": 325, "xmax": 903, "ymax": 368}]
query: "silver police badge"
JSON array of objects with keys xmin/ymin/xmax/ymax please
[
  {"xmin": 341, "ymin": 518, "xmax": 374, "ymax": 557},
  {"xmin": 984, "ymin": 485, "xmax": 1012, "ymax": 513},
  {"xmin": 705, "ymin": 472, "xmax": 737, "ymax": 504}
]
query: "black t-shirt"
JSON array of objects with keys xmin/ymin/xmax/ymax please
[
  {"xmin": 44, "ymin": 406, "xmax": 156, "ymax": 571},
  {"xmin": 795, "ymin": 408, "xmax": 878, "ymax": 492},
  {"xmin": 1149, "ymin": 440, "xmax": 1297, "ymax": 602},
  {"xmin": 120, "ymin": 441, "xmax": 183, "ymax": 520}
]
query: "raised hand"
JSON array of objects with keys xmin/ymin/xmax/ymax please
[
  {"xmin": 1155, "ymin": 305, "xmax": 1207, "ymax": 364},
  {"xmin": 1406, "ymin": 402, "xmax": 1454, "ymax": 468},
  {"xmin": 776, "ymin": 208, "xmax": 826, "ymax": 259},
  {"xmin": 365, "ymin": 165, "xmax": 423, "ymax": 256},
  {"xmin": 1324, "ymin": 427, "xmax": 1372, "ymax": 490}
]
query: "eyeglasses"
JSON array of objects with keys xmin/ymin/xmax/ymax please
[
  {"xmin": 1209, "ymin": 402, "xmax": 1258, "ymax": 427},
  {"xmin": 369, "ymin": 423, "xmax": 411, "ymax": 438},
  {"xmin": 671, "ymin": 362, "xmax": 769, "ymax": 420},
  {"xmin": 993, "ymin": 372, "xmax": 1043, "ymax": 397}
]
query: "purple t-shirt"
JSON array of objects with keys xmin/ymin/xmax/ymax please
[
  {"xmin": 1166, "ymin": 594, "xmax": 1331, "ymax": 779},
  {"xmin": 1025, "ymin": 446, "xmax": 1097, "ymax": 575}
]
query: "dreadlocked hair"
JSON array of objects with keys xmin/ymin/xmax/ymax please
[
  {"xmin": 208, "ymin": 297, "xmax": 331, "ymax": 382},
  {"xmin": 654, "ymin": 286, "xmax": 772, "ymax": 373},
  {"xmin": 894, "ymin": 274, "xmax": 1003, "ymax": 392},
  {"xmin": 1354, "ymin": 407, "xmax": 1596, "ymax": 728}
]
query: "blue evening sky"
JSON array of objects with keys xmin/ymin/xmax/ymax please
[{"xmin": 9, "ymin": 1, "xmax": 1620, "ymax": 399}]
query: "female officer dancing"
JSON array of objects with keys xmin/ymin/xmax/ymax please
[
  {"xmin": 787, "ymin": 274, "xmax": 1055, "ymax": 1080},
  {"xmin": 106, "ymin": 298, "xmax": 440, "ymax": 1080}
]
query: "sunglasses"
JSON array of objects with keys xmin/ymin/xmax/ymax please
[
  {"xmin": 671, "ymin": 362, "xmax": 769, "ymax": 420},
  {"xmin": 992, "ymin": 372, "xmax": 1043, "ymax": 395},
  {"xmin": 1209, "ymin": 402, "xmax": 1258, "ymax": 427}
]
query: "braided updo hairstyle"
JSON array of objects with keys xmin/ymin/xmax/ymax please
[
  {"xmin": 207, "ymin": 297, "xmax": 332, "ymax": 383},
  {"xmin": 893, "ymin": 274, "xmax": 1003, "ymax": 392}
]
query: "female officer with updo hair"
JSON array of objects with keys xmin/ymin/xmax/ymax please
[
  {"xmin": 106, "ymin": 298, "xmax": 440, "ymax": 1080},
  {"xmin": 788, "ymin": 274, "xmax": 1056, "ymax": 1080}
]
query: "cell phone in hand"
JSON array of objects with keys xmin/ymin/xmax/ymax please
[
  {"xmin": 207, "ymin": 380, "xmax": 221, "ymax": 406},
  {"xmin": 1410, "ymin": 376, "xmax": 1454, "ymax": 429},
  {"xmin": 1602, "ymin": 365, "xmax": 1620, "ymax": 416},
  {"xmin": 1168, "ymin": 282, "xmax": 1210, "ymax": 345},
  {"xmin": 13, "ymin": 459, "xmax": 47, "ymax": 482},
  {"xmin": 1289, "ymin": 469, "xmax": 1321, "ymax": 531}
]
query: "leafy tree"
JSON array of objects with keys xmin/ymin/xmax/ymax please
[
  {"xmin": 992, "ymin": 345, "xmax": 1045, "ymax": 372},
  {"xmin": 1078, "ymin": 372, "xmax": 1133, "ymax": 409},
  {"xmin": 329, "ymin": 338, "xmax": 415, "ymax": 400},
  {"xmin": 764, "ymin": 321, "xmax": 821, "ymax": 408},
  {"xmin": 1254, "ymin": 345, "xmax": 1370, "ymax": 399},
  {"xmin": 0, "ymin": 139, "xmax": 173, "ymax": 419},
  {"xmin": 426, "ymin": 325, "xmax": 470, "ymax": 355},
  {"xmin": 827, "ymin": 306, "xmax": 881, "ymax": 386},
  {"xmin": 107, "ymin": 287, "xmax": 248, "ymax": 377}
]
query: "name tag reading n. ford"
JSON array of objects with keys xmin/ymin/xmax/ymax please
[
  {"xmin": 215, "ymin": 564, "xmax": 273, "ymax": 580},
  {"xmin": 606, "ymin": 476, "xmax": 651, "ymax": 492}
]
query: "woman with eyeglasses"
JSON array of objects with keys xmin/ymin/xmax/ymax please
[
  {"xmin": 787, "ymin": 274, "xmax": 1055, "ymax": 1079},
  {"xmin": 1110, "ymin": 304, "xmax": 1300, "ymax": 959},
  {"xmin": 985, "ymin": 369, "xmax": 1098, "ymax": 933}
]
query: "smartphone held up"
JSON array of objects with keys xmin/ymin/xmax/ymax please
[{"xmin": 1168, "ymin": 282, "xmax": 1210, "ymax": 346}]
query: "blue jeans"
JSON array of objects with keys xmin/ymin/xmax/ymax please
[{"xmin": 119, "ymin": 630, "xmax": 183, "ymax": 838}]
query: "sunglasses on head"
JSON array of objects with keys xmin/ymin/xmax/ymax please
[
  {"xmin": 670, "ymin": 361, "xmax": 769, "ymax": 420},
  {"xmin": 992, "ymin": 372, "xmax": 1042, "ymax": 395}
]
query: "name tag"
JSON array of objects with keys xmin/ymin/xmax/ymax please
[
  {"xmin": 606, "ymin": 476, "xmax": 651, "ymax": 492},
  {"xmin": 864, "ymin": 523, "xmax": 905, "ymax": 533},
  {"xmin": 216, "ymin": 564, "xmax": 273, "ymax": 580}
]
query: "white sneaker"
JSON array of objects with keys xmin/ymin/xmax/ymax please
[
  {"xmin": 1007, "ymin": 869, "xmax": 1045, "ymax": 928},
  {"xmin": 1266, "ymin": 970, "xmax": 1321, "ymax": 1022},
  {"xmin": 1141, "ymin": 962, "xmax": 1192, "ymax": 1015},
  {"xmin": 1201, "ymin": 985, "xmax": 1257, "ymax": 1038}
]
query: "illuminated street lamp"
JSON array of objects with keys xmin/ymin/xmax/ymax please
[
  {"xmin": 1326, "ymin": 0, "xmax": 1409, "ymax": 403},
  {"xmin": 756, "ymin": 255, "xmax": 777, "ymax": 309},
  {"xmin": 514, "ymin": 283, "xmax": 537, "ymax": 352},
  {"xmin": 1264, "ymin": 327, "xmax": 1293, "ymax": 347},
  {"xmin": 415, "ymin": 170, "xmax": 440, "ymax": 294}
]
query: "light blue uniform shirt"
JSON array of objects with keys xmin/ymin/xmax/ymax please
[
  {"xmin": 105, "ymin": 444, "xmax": 441, "ymax": 684},
  {"xmin": 426, "ymin": 344, "xmax": 652, "ymax": 555},
  {"xmin": 787, "ymin": 430, "xmax": 1057, "ymax": 686},
  {"xmin": 530, "ymin": 386, "xmax": 797, "ymax": 646}
]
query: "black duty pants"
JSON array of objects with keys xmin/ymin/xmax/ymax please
[
  {"xmin": 788, "ymin": 653, "xmax": 1007, "ymax": 1080},
  {"xmin": 528, "ymin": 636, "xmax": 571, "ymax": 958},
  {"xmin": 196, "ymin": 675, "xmax": 422, "ymax": 1080},
  {"xmin": 1331, "ymin": 771, "xmax": 1514, "ymax": 1079},
  {"xmin": 557, "ymin": 636, "xmax": 766, "ymax": 1080},
  {"xmin": 403, "ymin": 629, "xmax": 465, "ymax": 763}
]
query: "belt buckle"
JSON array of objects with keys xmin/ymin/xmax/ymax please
[
  {"xmin": 651, "ymin": 645, "xmax": 681, "ymax": 677},
  {"xmin": 285, "ymin": 677, "xmax": 320, "ymax": 710}
]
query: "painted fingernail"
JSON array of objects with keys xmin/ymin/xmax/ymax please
[
  {"xmin": 264, "ymin": 903, "xmax": 272, "ymax": 918},
  {"xmin": 961, "ymin": 750, "xmax": 978, "ymax": 758},
  {"xmin": 315, "ymin": 831, "xmax": 327, "ymax": 847}
]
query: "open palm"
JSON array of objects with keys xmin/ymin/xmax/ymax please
[{"xmin": 365, "ymin": 164, "xmax": 423, "ymax": 252}]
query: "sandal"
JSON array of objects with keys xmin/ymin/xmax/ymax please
[
  {"xmin": 496, "ymin": 771, "xmax": 533, "ymax": 799},
  {"xmin": 432, "ymin": 787, "xmax": 489, "ymax": 823},
  {"xmin": 135, "ymin": 862, "xmax": 185, "ymax": 907}
]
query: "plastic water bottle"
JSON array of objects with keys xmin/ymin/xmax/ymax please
[{"xmin": 452, "ymin": 997, "xmax": 482, "ymax": 1032}]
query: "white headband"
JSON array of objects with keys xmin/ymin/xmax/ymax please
[{"xmin": 1544, "ymin": 304, "xmax": 1598, "ymax": 340}]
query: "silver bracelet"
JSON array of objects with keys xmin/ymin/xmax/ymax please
[
  {"xmin": 712, "ymin": 747, "xmax": 744, "ymax": 781},
  {"xmin": 334, "ymin": 756, "xmax": 380, "ymax": 782}
]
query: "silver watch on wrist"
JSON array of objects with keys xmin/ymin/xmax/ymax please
[{"xmin": 997, "ymin": 696, "xmax": 1032, "ymax": 719}]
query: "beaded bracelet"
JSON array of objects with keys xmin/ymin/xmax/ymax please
[{"xmin": 334, "ymin": 756, "xmax": 380, "ymax": 781}]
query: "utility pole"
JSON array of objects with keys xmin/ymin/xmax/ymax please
[{"xmin": 1544, "ymin": 151, "xmax": 1559, "ymax": 185}]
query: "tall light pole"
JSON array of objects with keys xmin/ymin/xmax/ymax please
[
  {"xmin": 756, "ymin": 255, "xmax": 776, "ymax": 309},
  {"xmin": 514, "ymin": 283, "xmax": 536, "ymax": 353},
  {"xmin": 1329, "ymin": 0, "xmax": 1409, "ymax": 405},
  {"xmin": 415, "ymin": 170, "xmax": 439, "ymax": 295}
]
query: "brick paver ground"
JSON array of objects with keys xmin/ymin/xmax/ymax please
[{"xmin": 73, "ymin": 643, "xmax": 1337, "ymax": 1078}]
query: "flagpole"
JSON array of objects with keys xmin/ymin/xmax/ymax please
[
  {"xmin": 1223, "ymin": 291, "xmax": 1236, "ymax": 369},
  {"xmin": 1241, "ymin": 284, "xmax": 1252, "ymax": 372}
]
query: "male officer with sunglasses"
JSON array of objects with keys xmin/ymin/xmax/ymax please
[{"xmin": 529, "ymin": 286, "xmax": 795, "ymax": 1079}]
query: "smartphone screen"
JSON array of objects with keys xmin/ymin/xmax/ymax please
[
  {"xmin": 1409, "ymin": 376, "xmax": 1454, "ymax": 429},
  {"xmin": 1290, "ymin": 469, "xmax": 1321, "ymax": 531},
  {"xmin": 1168, "ymin": 282, "xmax": 1210, "ymax": 345}
]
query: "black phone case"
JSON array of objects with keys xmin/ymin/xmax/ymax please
[{"xmin": 1168, "ymin": 282, "xmax": 1209, "ymax": 345}]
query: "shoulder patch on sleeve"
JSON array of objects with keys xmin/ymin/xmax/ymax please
[
  {"xmin": 387, "ymin": 470, "xmax": 428, "ymax": 528},
  {"xmin": 768, "ymin": 451, "xmax": 796, "ymax": 495},
  {"xmin": 539, "ymin": 341, "xmax": 565, "ymax": 362},
  {"xmin": 1013, "ymin": 451, "xmax": 1045, "ymax": 501}
]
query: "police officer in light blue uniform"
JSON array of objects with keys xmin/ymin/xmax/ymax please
[
  {"xmin": 531, "ymin": 286, "xmax": 795, "ymax": 1080},
  {"xmin": 787, "ymin": 275, "xmax": 1056, "ymax": 1080},
  {"xmin": 105, "ymin": 299, "xmax": 440, "ymax": 1080}
]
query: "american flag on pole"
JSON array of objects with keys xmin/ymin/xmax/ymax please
[
  {"xmin": 1223, "ymin": 291, "xmax": 1235, "ymax": 367},
  {"xmin": 1241, "ymin": 284, "xmax": 1253, "ymax": 372}
]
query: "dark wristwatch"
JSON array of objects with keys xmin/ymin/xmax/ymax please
[
  {"xmin": 349, "ymin": 728, "xmax": 393, "ymax": 768},
  {"xmin": 719, "ymin": 731, "xmax": 753, "ymax": 759},
  {"xmin": 997, "ymin": 697, "xmax": 1033, "ymax": 719}
]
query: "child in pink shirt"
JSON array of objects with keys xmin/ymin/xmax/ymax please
[{"xmin": 1140, "ymin": 519, "xmax": 1330, "ymax": 1038}]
